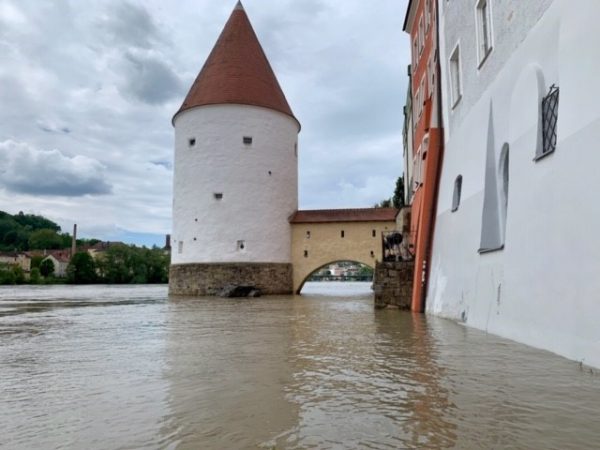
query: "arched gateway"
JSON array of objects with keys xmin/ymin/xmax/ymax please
[{"xmin": 290, "ymin": 208, "xmax": 398, "ymax": 294}]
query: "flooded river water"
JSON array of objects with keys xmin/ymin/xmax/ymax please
[{"xmin": 1, "ymin": 282, "xmax": 599, "ymax": 449}]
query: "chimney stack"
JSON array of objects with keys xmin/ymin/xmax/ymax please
[{"xmin": 71, "ymin": 224, "xmax": 77, "ymax": 257}]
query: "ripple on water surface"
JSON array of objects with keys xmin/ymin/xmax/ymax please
[{"xmin": 0, "ymin": 282, "xmax": 599, "ymax": 449}]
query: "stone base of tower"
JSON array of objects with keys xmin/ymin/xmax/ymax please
[{"xmin": 169, "ymin": 263, "xmax": 293, "ymax": 296}]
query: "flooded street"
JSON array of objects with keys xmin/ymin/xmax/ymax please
[{"xmin": 1, "ymin": 282, "xmax": 599, "ymax": 449}]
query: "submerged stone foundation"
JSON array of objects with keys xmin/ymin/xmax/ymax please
[
  {"xmin": 169, "ymin": 263, "xmax": 293, "ymax": 296},
  {"xmin": 373, "ymin": 261, "xmax": 414, "ymax": 309}
]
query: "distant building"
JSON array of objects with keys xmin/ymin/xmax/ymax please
[
  {"xmin": 0, "ymin": 252, "xmax": 31, "ymax": 274},
  {"xmin": 41, "ymin": 250, "xmax": 71, "ymax": 277}
]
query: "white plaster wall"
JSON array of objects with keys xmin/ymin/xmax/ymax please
[
  {"xmin": 430, "ymin": 0, "xmax": 600, "ymax": 368},
  {"xmin": 172, "ymin": 104, "xmax": 299, "ymax": 264},
  {"xmin": 438, "ymin": 0, "xmax": 554, "ymax": 139}
]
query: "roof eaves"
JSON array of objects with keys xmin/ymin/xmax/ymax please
[{"xmin": 403, "ymin": 0, "xmax": 417, "ymax": 32}]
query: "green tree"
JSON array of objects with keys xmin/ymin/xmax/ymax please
[
  {"xmin": 67, "ymin": 252, "xmax": 97, "ymax": 284},
  {"xmin": 28, "ymin": 229, "xmax": 63, "ymax": 250},
  {"xmin": 392, "ymin": 176, "xmax": 405, "ymax": 209},
  {"xmin": 374, "ymin": 198, "xmax": 393, "ymax": 208},
  {"xmin": 40, "ymin": 258, "xmax": 55, "ymax": 277},
  {"xmin": 13, "ymin": 212, "xmax": 60, "ymax": 232},
  {"xmin": 97, "ymin": 244, "xmax": 134, "ymax": 284},
  {"xmin": 12, "ymin": 266, "xmax": 25, "ymax": 284},
  {"xmin": 30, "ymin": 255, "xmax": 44, "ymax": 269},
  {"xmin": 29, "ymin": 268, "xmax": 41, "ymax": 284},
  {"xmin": 0, "ymin": 264, "xmax": 16, "ymax": 285}
]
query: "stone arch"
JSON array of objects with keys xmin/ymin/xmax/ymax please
[{"xmin": 295, "ymin": 258, "xmax": 375, "ymax": 295}]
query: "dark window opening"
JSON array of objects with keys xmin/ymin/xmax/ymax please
[
  {"xmin": 214, "ymin": 193, "xmax": 223, "ymax": 200},
  {"xmin": 268, "ymin": 171, "xmax": 272, "ymax": 176},
  {"xmin": 372, "ymin": 230, "xmax": 376, "ymax": 237},
  {"xmin": 188, "ymin": 138, "xmax": 196, "ymax": 147},
  {"xmin": 306, "ymin": 231, "xmax": 311, "ymax": 239},
  {"xmin": 304, "ymin": 250, "xmax": 308, "ymax": 257},
  {"xmin": 237, "ymin": 240, "xmax": 245, "ymax": 251},
  {"xmin": 452, "ymin": 175, "xmax": 463, "ymax": 212},
  {"xmin": 243, "ymin": 136, "xmax": 253, "ymax": 145},
  {"xmin": 341, "ymin": 230, "xmax": 345, "ymax": 238}
]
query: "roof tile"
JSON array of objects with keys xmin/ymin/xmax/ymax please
[
  {"xmin": 174, "ymin": 2, "xmax": 298, "ymax": 126},
  {"xmin": 289, "ymin": 208, "xmax": 399, "ymax": 224}
]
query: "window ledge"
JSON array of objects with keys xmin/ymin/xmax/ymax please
[
  {"xmin": 533, "ymin": 149, "xmax": 555, "ymax": 162},
  {"xmin": 477, "ymin": 47, "xmax": 493, "ymax": 70},
  {"xmin": 478, "ymin": 245, "xmax": 504, "ymax": 254}
]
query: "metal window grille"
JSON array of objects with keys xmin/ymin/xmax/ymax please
[{"xmin": 541, "ymin": 85, "xmax": 559, "ymax": 155}]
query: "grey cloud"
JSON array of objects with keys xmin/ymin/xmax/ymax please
[
  {"xmin": 120, "ymin": 51, "xmax": 183, "ymax": 104},
  {"xmin": 0, "ymin": 140, "xmax": 112, "ymax": 197},
  {"xmin": 102, "ymin": 2, "xmax": 163, "ymax": 49}
]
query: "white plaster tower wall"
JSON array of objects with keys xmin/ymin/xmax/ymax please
[
  {"xmin": 169, "ymin": 2, "xmax": 300, "ymax": 295},
  {"xmin": 172, "ymin": 104, "xmax": 299, "ymax": 265}
]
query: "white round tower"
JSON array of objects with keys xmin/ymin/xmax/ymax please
[{"xmin": 170, "ymin": 1, "xmax": 300, "ymax": 295}]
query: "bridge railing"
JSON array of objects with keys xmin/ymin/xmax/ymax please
[{"xmin": 382, "ymin": 231, "xmax": 414, "ymax": 262}]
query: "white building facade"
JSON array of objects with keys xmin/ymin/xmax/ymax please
[{"xmin": 429, "ymin": 0, "xmax": 600, "ymax": 367}]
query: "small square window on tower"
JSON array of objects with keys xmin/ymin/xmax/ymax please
[
  {"xmin": 237, "ymin": 240, "xmax": 245, "ymax": 251},
  {"xmin": 188, "ymin": 138, "xmax": 196, "ymax": 147},
  {"xmin": 243, "ymin": 136, "xmax": 253, "ymax": 145},
  {"xmin": 214, "ymin": 193, "xmax": 223, "ymax": 200}
]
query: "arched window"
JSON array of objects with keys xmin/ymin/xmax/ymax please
[{"xmin": 451, "ymin": 175, "xmax": 462, "ymax": 212}]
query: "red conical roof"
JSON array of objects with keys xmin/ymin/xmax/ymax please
[{"xmin": 174, "ymin": 1, "xmax": 298, "ymax": 127}]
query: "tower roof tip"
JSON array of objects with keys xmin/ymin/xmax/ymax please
[{"xmin": 234, "ymin": 1, "xmax": 244, "ymax": 10}]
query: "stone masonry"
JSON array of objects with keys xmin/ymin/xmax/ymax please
[
  {"xmin": 169, "ymin": 263, "xmax": 293, "ymax": 296},
  {"xmin": 373, "ymin": 261, "xmax": 414, "ymax": 309}
]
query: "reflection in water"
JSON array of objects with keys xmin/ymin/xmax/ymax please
[{"xmin": 0, "ymin": 283, "xmax": 600, "ymax": 450}]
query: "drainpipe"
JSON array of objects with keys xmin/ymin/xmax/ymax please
[{"xmin": 419, "ymin": 0, "xmax": 446, "ymax": 313}]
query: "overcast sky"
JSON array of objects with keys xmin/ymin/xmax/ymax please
[{"xmin": 0, "ymin": 0, "xmax": 410, "ymax": 247}]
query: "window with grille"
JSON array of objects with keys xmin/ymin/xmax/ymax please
[{"xmin": 539, "ymin": 85, "xmax": 559, "ymax": 158}]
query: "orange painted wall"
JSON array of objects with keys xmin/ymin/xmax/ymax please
[{"xmin": 405, "ymin": 0, "xmax": 444, "ymax": 312}]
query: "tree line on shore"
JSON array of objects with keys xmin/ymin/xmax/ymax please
[{"xmin": 0, "ymin": 211, "xmax": 169, "ymax": 285}]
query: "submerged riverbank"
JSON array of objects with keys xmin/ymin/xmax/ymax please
[{"xmin": 1, "ymin": 283, "xmax": 599, "ymax": 449}]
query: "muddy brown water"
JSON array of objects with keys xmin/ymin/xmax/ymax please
[{"xmin": 1, "ymin": 282, "xmax": 599, "ymax": 449}]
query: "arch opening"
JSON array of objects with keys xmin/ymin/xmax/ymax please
[{"xmin": 296, "ymin": 260, "xmax": 375, "ymax": 295}]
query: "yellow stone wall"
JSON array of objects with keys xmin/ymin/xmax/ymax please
[{"xmin": 291, "ymin": 220, "xmax": 396, "ymax": 293}]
